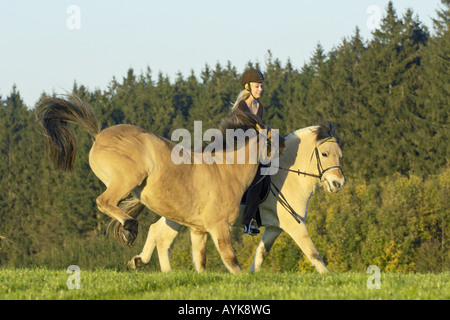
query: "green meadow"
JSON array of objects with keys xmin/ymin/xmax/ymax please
[{"xmin": 0, "ymin": 268, "xmax": 448, "ymax": 300}]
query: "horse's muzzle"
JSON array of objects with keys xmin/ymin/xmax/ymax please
[{"xmin": 323, "ymin": 172, "xmax": 345, "ymax": 193}]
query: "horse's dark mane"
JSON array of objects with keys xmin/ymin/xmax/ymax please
[
  {"xmin": 313, "ymin": 120, "xmax": 340, "ymax": 144},
  {"xmin": 189, "ymin": 109, "xmax": 265, "ymax": 153},
  {"xmin": 213, "ymin": 109, "xmax": 265, "ymax": 150},
  {"xmin": 219, "ymin": 108, "xmax": 263, "ymax": 134}
]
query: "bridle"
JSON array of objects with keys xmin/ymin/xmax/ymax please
[
  {"xmin": 277, "ymin": 138, "xmax": 343, "ymax": 182},
  {"xmin": 270, "ymin": 137, "xmax": 343, "ymax": 224}
]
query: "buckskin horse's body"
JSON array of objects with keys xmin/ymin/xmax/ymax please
[{"xmin": 36, "ymin": 94, "xmax": 285, "ymax": 274}]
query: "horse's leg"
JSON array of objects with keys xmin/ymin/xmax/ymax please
[
  {"xmin": 281, "ymin": 221, "xmax": 328, "ymax": 274},
  {"xmin": 209, "ymin": 224, "xmax": 241, "ymax": 274},
  {"xmin": 190, "ymin": 228, "xmax": 208, "ymax": 272},
  {"xmin": 127, "ymin": 219, "xmax": 157, "ymax": 269},
  {"xmin": 127, "ymin": 218, "xmax": 181, "ymax": 271},
  {"xmin": 156, "ymin": 219, "xmax": 183, "ymax": 272},
  {"xmin": 96, "ymin": 178, "xmax": 143, "ymax": 244},
  {"xmin": 249, "ymin": 226, "xmax": 283, "ymax": 273}
]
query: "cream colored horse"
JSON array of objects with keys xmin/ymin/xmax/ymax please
[
  {"xmin": 127, "ymin": 121, "xmax": 344, "ymax": 273},
  {"xmin": 36, "ymin": 94, "xmax": 285, "ymax": 274}
]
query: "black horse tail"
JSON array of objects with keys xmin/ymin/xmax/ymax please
[{"xmin": 35, "ymin": 94, "xmax": 100, "ymax": 171}]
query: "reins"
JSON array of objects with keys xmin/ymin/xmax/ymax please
[
  {"xmin": 276, "ymin": 166, "xmax": 321, "ymax": 179},
  {"xmin": 269, "ymin": 182, "xmax": 304, "ymax": 224}
]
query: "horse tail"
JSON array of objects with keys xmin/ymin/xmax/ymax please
[
  {"xmin": 110, "ymin": 196, "xmax": 146, "ymax": 246},
  {"xmin": 36, "ymin": 94, "xmax": 100, "ymax": 172}
]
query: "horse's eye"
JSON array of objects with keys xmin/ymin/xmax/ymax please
[{"xmin": 321, "ymin": 152, "xmax": 328, "ymax": 158}]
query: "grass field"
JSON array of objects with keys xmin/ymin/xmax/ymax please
[{"xmin": 0, "ymin": 268, "xmax": 448, "ymax": 300}]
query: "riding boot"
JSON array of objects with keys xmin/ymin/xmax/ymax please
[{"xmin": 242, "ymin": 173, "xmax": 264, "ymax": 235}]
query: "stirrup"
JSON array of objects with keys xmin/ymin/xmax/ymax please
[{"xmin": 243, "ymin": 222, "xmax": 260, "ymax": 235}]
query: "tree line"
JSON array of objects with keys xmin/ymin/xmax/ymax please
[{"xmin": 0, "ymin": 1, "xmax": 448, "ymax": 272}]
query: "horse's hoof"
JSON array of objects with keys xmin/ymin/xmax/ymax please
[
  {"xmin": 127, "ymin": 256, "xmax": 146, "ymax": 270},
  {"xmin": 122, "ymin": 219, "xmax": 138, "ymax": 245}
]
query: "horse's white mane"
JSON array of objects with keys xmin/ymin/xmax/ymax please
[
  {"xmin": 280, "ymin": 126, "xmax": 318, "ymax": 166},
  {"xmin": 285, "ymin": 126, "xmax": 318, "ymax": 141}
]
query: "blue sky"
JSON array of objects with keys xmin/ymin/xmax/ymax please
[{"xmin": 0, "ymin": 0, "xmax": 443, "ymax": 107}]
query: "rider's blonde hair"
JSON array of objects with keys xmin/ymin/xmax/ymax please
[{"xmin": 231, "ymin": 83, "xmax": 254, "ymax": 112}]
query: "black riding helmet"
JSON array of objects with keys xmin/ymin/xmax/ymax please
[{"xmin": 240, "ymin": 69, "xmax": 266, "ymax": 89}]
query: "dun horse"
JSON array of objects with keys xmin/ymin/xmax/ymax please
[
  {"xmin": 36, "ymin": 94, "xmax": 285, "ymax": 274},
  {"xmin": 127, "ymin": 121, "xmax": 344, "ymax": 274}
]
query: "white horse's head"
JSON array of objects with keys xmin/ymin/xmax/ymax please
[
  {"xmin": 315, "ymin": 136, "xmax": 345, "ymax": 193},
  {"xmin": 309, "ymin": 121, "xmax": 344, "ymax": 193}
]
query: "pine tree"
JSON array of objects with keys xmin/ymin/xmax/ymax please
[
  {"xmin": 355, "ymin": 2, "xmax": 430, "ymax": 177},
  {"xmin": 0, "ymin": 87, "xmax": 47, "ymax": 263},
  {"xmin": 304, "ymin": 43, "xmax": 331, "ymax": 123},
  {"xmin": 263, "ymin": 50, "xmax": 286, "ymax": 130},
  {"xmin": 152, "ymin": 72, "xmax": 176, "ymax": 137},
  {"xmin": 417, "ymin": 0, "xmax": 449, "ymax": 174}
]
